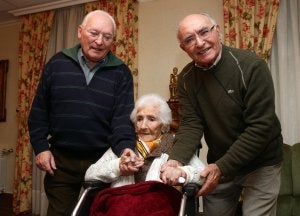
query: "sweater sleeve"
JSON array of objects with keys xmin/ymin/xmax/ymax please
[
  {"xmin": 85, "ymin": 148, "xmax": 121, "ymax": 182},
  {"xmin": 180, "ymin": 154, "xmax": 206, "ymax": 185},
  {"xmin": 169, "ymin": 65, "xmax": 205, "ymax": 164},
  {"xmin": 28, "ymin": 61, "xmax": 52, "ymax": 155},
  {"xmin": 108, "ymin": 64, "xmax": 136, "ymax": 156}
]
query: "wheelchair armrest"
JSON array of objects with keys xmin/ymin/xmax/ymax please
[{"xmin": 82, "ymin": 180, "xmax": 111, "ymax": 189}]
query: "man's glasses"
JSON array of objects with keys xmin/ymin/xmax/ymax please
[
  {"xmin": 181, "ymin": 25, "xmax": 216, "ymax": 48},
  {"xmin": 83, "ymin": 26, "xmax": 114, "ymax": 42}
]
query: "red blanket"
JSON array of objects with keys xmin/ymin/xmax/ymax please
[{"xmin": 89, "ymin": 181, "xmax": 182, "ymax": 216}]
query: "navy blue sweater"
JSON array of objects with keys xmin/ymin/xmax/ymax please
[{"xmin": 28, "ymin": 44, "xmax": 135, "ymax": 156}]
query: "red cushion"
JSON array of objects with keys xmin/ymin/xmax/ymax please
[{"xmin": 90, "ymin": 181, "xmax": 182, "ymax": 216}]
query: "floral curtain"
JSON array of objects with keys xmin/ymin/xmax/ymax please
[
  {"xmin": 85, "ymin": 0, "xmax": 139, "ymax": 98},
  {"xmin": 223, "ymin": 0, "xmax": 280, "ymax": 61},
  {"xmin": 13, "ymin": 11, "xmax": 55, "ymax": 215}
]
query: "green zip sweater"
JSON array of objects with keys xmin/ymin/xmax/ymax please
[{"xmin": 169, "ymin": 45, "xmax": 282, "ymax": 177}]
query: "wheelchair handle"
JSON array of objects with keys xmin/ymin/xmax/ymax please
[{"xmin": 179, "ymin": 183, "xmax": 200, "ymax": 216}]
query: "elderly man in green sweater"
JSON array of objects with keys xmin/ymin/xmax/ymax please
[{"xmin": 160, "ymin": 13, "xmax": 282, "ymax": 216}]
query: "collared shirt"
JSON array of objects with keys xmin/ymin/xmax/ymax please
[
  {"xmin": 195, "ymin": 46, "xmax": 222, "ymax": 70},
  {"xmin": 77, "ymin": 49, "xmax": 105, "ymax": 85}
]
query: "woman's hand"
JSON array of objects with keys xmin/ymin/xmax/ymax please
[
  {"xmin": 160, "ymin": 159, "xmax": 185, "ymax": 185},
  {"xmin": 119, "ymin": 148, "xmax": 144, "ymax": 176}
]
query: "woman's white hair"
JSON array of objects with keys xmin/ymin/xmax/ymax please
[
  {"xmin": 81, "ymin": 10, "xmax": 116, "ymax": 36},
  {"xmin": 130, "ymin": 93, "xmax": 172, "ymax": 133}
]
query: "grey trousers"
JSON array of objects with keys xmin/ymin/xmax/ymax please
[{"xmin": 203, "ymin": 164, "xmax": 281, "ymax": 216}]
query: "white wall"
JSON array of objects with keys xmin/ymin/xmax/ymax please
[
  {"xmin": 0, "ymin": 22, "xmax": 20, "ymax": 193},
  {"xmin": 138, "ymin": 0, "xmax": 223, "ymax": 100}
]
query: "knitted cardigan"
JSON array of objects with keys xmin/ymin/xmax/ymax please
[{"xmin": 85, "ymin": 133, "xmax": 205, "ymax": 186}]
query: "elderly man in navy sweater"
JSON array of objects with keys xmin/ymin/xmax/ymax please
[{"xmin": 28, "ymin": 10, "xmax": 137, "ymax": 216}]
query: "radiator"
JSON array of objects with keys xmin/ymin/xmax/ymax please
[{"xmin": 0, "ymin": 148, "xmax": 13, "ymax": 193}]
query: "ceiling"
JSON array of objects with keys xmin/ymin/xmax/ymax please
[
  {"xmin": 0, "ymin": 0, "xmax": 94, "ymax": 24},
  {"xmin": 0, "ymin": 0, "xmax": 63, "ymax": 24}
]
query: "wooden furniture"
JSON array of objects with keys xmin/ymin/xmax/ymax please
[
  {"xmin": 167, "ymin": 100, "xmax": 180, "ymax": 133},
  {"xmin": 167, "ymin": 67, "xmax": 180, "ymax": 133}
]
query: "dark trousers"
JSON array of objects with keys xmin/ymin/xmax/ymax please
[{"xmin": 44, "ymin": 147, "xmax": 105, "ymax": 216}]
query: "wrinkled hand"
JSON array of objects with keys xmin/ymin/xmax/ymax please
[
  {"xmin": 197, "ymin": 163, "xmax": 221, "ymax": 196},
  {"xmin": 119, "ymin": 148, "xmax": 144, "ymax": 176},
  {"xmin": 160, "ymin": 160, "xmax": 185, "ymax": 185},
  {"xmin": 35, "ymin": 151, "xmax": 56, "ymax": 176}
]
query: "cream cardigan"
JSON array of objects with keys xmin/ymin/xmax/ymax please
[{"xmin": 85, "ymin": 147, "xmax": 205, "ymax": 187}]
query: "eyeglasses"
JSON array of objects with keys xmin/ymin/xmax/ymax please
[
  {"xmin": 83, "ymin": 27, "xmax": 114, "ymax": 42},
  {"xmin": 181, "ymin": 25, "xmax": 216, "ymax": 48}
]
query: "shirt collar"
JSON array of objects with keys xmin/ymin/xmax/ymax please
[{"xmin": 78, "ymin": 48, "xmax": 106, "ymax": 69}]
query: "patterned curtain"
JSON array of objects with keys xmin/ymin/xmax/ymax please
[
  {"xmin": 223, "ymin": 0, "xmax": 280, "ymax": 61},
  {"xmin": 85, "ymin": 0, "xmax": 139, "ymax": 98},
  {"xmin": 13, "ymin": 11, "xmax": 55, "ymax": 215}
]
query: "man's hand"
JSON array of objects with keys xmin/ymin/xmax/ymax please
[
  {"xmin": 35, "ymin": 151, "xmax": 56, "ymax": 176},
  {"xmin": 197, "ymin": 163, "xmax": 221, "ymax": 196},
  {"xmin": 119, "ymin": 148, "xmax": 144, "ymax": 176}
]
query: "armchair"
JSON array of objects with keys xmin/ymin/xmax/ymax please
[{"xmin": 276, "ymin": 143, "xmax": 300, "ymax": 215}]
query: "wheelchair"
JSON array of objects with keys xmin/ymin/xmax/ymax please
[{"xmin": 71, "ymin": 180, "xmax": 200, "ymax": 216}]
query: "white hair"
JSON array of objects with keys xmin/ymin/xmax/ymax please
[
  {"xmin": 81, "ymin": 10, "xmax": 116, "ymax": 36},
  {"xmin": 130, "ymin": 94, "xmax": 172, "ymax": 133},
  {"xmin": 200, "ymin": 13, "xmax": 217, "ymax": 26},
  {"xmin": 177, "ymin": 13, "xmax": 219, "ymax": 41}
]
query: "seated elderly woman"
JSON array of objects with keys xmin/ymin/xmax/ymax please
[
  {"xmin": 85, "ymin": 93, "xmax": 205, "ymax": 215},
  {"xmin": 85, "ymin": 93, "xmax": 204, "ymax": 185}
]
